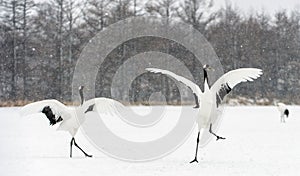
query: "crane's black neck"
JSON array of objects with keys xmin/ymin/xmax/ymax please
[
  {"xmin": 79, "ymin": 88, "xmax": 84, "ymax": 105},
  {"xmin": 203, "ymin": 68, "xmax": 209, "ymax": 86}
]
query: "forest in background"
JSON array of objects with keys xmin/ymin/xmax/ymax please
[{"xmin": 0, "ymin": 0, "xmax": 299, "ymax": 106}]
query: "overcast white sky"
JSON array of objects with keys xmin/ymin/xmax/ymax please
[
  {"xmin": 216, "ymin": 0, "xmax": 300, "ymax": 15},
  {"xmin": 34, "ymin": 0, "xmax": 300, "ymax": 15}
]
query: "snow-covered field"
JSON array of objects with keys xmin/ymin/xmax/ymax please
[{"xmin": 1, "ymin": 106, "xmax": 300, "ymax": 176}]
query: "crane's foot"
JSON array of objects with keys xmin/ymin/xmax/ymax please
[
  {"xmin": 216, "ymin": 136, "xmax": 226, "ymax": 141},
  {"xmin": 85, "ymin": 154, "xmax": 93, "ymax": 158},
  {"xmin": 193, "ymin": 104, "xmax": 199, "ymax": 108},
  {"xmin": 209, "ymin": 123, "xmax": 226, "ymax": 141},
  {"xmin": 190, "ymin": 158, "xmax": 198, "ymax": 163}
]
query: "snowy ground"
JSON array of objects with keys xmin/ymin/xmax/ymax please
[{"xmin": 1, "ymin": 106, "xmax": 300, "ymax": 176}]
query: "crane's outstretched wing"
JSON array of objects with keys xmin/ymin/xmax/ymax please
[
  {"xmin": 83, "ymin": 98, "xmax": 125, "ymax": 116},
  {"xmin": 20, "ymin": 99, "xmax": 72, "ymax": 124},
  {"xmin": 146, "ymin": 68, "xmax": 203, "ymax": 96},
  {"xmin": 211, "ymin": 68, "xmax": 263, "ymax": 107}
]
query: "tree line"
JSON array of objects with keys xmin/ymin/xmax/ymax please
[{"xmin": 0, "ymin": 0, "xmax": 299, "ymax": 105}]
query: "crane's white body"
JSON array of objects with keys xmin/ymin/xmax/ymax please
[
  {"xmin": 277, "ymin": 103, "xmax": 289, "ymax": 123},
  {"xmin": 20, "ymin": 85, "xmax": 125, "ymax": 158},
  {"xmin": 197, "ymin": 88, "xmax": 214, "ymax": 130},
  {"xmin": 20, "ymin": 98, "xmax": 124, "ymax": 136},
  {"xmin": 56, "ymin": 107, "xmax": 82, "ymax": 137},
  {"xmin": 277, "ymin": 103, "xmax": 287, "ymax": 113}
]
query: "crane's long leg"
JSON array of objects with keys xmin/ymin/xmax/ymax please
[
  {"xmin": 190, "ymin": 131, "xmax": 200, "ymax": 163},
  {"xmin": 193, "ymin": 94, "xmax": 200, "ymax": 108},
  {"xmin": 209, "ymin": 123, "xmax": 225, "ymax": 141},
  {"xmin": 281, "ymin": 114, "xmax": 285, "ymax": 123},
  {"xmin": 70, "ymin": 138, "xmax": 74, "ymax": 158},
  {"xmin": 73, "ymin": 138, "xmax": 92, "ymax": 157}
]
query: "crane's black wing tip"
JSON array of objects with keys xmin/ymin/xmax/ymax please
[
  {"xmin": 85, "ymin": 104, "xmax": 95, "ymax": 113},
  {"xmin": 41, "ymin": 106, "xmax": 63, "ymax": 126},
  {"xmin": 216, "ymin": 83, "xmax": 232, "ymax": 107}
]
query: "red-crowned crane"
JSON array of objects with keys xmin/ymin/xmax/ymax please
[
  {"xmin": 146, "ymin": 65, "xmax": 263, "ymax": 163},
  {"xmin": 20, "ymin": 86, "xmax": 124, "ymax": 158}
]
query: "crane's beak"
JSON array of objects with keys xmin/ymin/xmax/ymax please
[{"xmin": 207, "ymin": 66, "xmax": 214, "ymax": 71}]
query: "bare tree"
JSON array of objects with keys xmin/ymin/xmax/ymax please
[
  {"xmin": 145, "ymin": 0, "xmax": 176, "ymax": 19},
  {"xmin": 0, "ymin": 0, "xmax": 22, "ymax": 100},
  {"xmin": 208, "ymin": 4, "xmax": 241, "ymax": 69},
  {"xmin": 50, "ymin": 0, "xmax": 66, "ymax": 100},
  {"xmin": 63, "ymin": 0, "xmax": 81, "ymax": 100},
  {"xmin": 82, "ymin": 0, "xmax": 111, "ymax": 37},
  {"xmin": 110, "ymin": 0, "xmax": 135, "ymax": 23},
  {"xmin": 20, "ymin": 0, "xmax": 35, "ymax": 100},
  {"xmin": 176, "ymin": 0, "xmax": 216, "ymax": 33}
]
